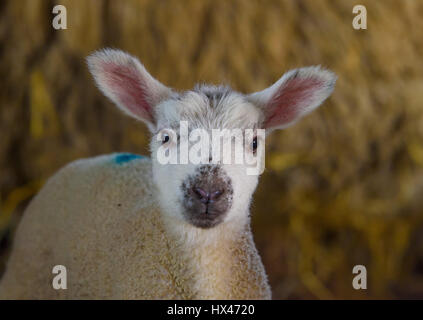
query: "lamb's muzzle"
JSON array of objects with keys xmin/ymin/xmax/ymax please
[{"xmin": 181, "ymin": 164, "xmax": 233, "ymax": 229}]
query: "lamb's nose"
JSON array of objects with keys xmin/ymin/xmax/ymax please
[
  {"xmin": 193, "ymin": 187, "xmax": 224, "ymax": 204},
  {"xmin": 193, "ymin": 187, "xmax": 208, "ymax": 203},
  {"xmin": 209, "ymin": 190, "xmax": 223, "ymax": 200}
]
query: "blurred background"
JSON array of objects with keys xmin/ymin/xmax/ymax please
[{"xmin": 1, "ymin": 0, "xmax": 423, "ymax": 299}]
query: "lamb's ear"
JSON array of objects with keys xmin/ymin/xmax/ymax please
[
  {"xmin": 87, "ymin": 49, "xmax": 172, "ymax": 131},
  {"xmin": 248, "ymin": 66, "xmax": 336, "ymax": 131}
]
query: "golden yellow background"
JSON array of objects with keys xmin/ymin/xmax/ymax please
[{"xmin": 1, "ymin": 0, "xmax": 423, "ymax": 299}]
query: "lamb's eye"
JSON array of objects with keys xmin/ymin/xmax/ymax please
[
  {"xmin": 252, "ymin": 136, "xmax": 258, "ymax": 152},
  {"xmin": 162, "ymin": 134, "xmax": 170, "ymax": 144}
]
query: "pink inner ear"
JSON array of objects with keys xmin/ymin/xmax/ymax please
[
  {"xmin": 103, "ymin": 63, "xmax": 153, "ymax": 122},
  {"xmin": 264, "ymin": 77, "xmax": 323, "ymax": 128}
]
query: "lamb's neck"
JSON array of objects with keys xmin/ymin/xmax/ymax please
[{"xmin": 163, "ymin": 216, "xmax": 271, "ymax": 299}]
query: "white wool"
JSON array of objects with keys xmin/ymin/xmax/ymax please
[
  {"xmin": 0, "ymin": 49, "xmax": 336, "ymax": 299},
  {"xmin": 0, "ymin": 154, "xmax": 271, "ymax": 299}
]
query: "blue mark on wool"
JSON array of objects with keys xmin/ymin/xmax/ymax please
[{"xmin": 114, "ymin": 153, "xmax": 145, "ymax": 165}]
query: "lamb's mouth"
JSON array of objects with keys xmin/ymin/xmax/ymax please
[{"xmin": 185, "ymin": 204, "xmax": 227, "ymax": 229}]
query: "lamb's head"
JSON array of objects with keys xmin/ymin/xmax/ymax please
[{"xmin": 87, "ymin": 49, "xmax": 336, "ymax": 230}]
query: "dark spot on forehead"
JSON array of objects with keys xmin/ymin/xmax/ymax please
[
  {"xmin": 162, "ymin": 84, "xmax": 259, "ymax": 130},
  {"xmin": 194, "ymin": 84, "xmax": 233, "ymax": 105}
]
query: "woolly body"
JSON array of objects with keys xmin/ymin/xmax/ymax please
[
  {"xmin": 0, "ymin": 153, "xmax": 270, "ymax": 299},
  {"xmin": 0, "ymin": 48, "xmax": 336, "ymax": 299}
]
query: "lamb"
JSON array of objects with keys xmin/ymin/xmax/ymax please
[{"xmin": 0, "ymin": 49, "xmax": 336, "ymax": 299}]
